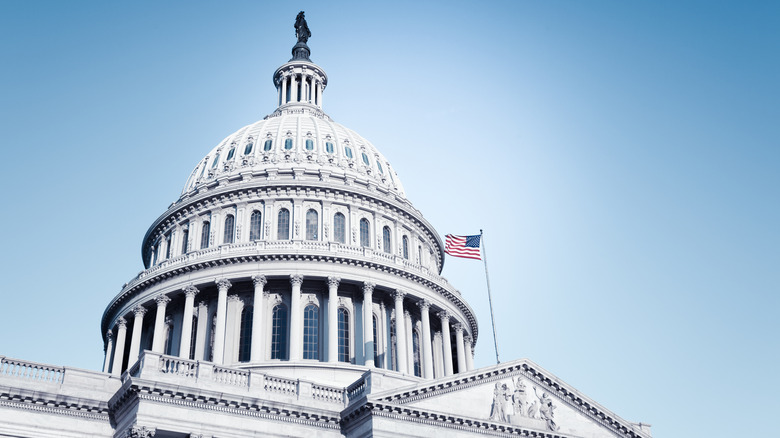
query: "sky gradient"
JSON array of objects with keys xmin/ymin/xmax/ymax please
[{"xmin": 1, "ymin": 1, "xmax": 778, "ymax": 437}]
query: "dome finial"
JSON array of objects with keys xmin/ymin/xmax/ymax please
[{"xmin": 291, "ymin": 11, "xmax": 312, "ymax": 61}]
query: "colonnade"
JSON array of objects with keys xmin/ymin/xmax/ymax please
[
  {"xmin": 278, "ymin": 70, "xmax": 324, "ymax": 107},
  {"xmin": 104, "ymin": 274, "xmax": 474, "ymax": 379}
]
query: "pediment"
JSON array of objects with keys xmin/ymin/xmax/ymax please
[{"xmin": 370, "ymin": 359, "xmax": 650, "ymax": 438}]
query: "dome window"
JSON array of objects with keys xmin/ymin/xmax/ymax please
[
  {"xmin": 305, "ymin": 139, "xmax": 314, "ymax": 151},
  {"xmin": 360, "ymin": 218, "xmax": 370, "ymax": 247},
  {"xmin": 376, "ymin": 161, "xmax": 384, "ymax": 174},
  {"xmin": 344, "ymin": 146, "xmax": 353, "ymax": 159},
  {"xmin": 211, "ymin": 153, "xmax": 221, "ymax": 168},
  {"xmin": 264, "ymin": 139, "xmax": 273, "ymax": 151},
  {"xmin": 226, "ymin": 148, "xmax": 236, "ymax": 161},
  {"xmin": 325, "ymin": 142, "xmax": 334, "ymax": 154},
  {"xmin": 361, "ymin": 152, "xmax": 370, "ymax": 166},
  {"xmin": 284, "ymin": 138, "xmax": 293, "ymax": 150},
  {"xmin": 244, "ymin": 142, "xmax": 254, "ymax": 155}
]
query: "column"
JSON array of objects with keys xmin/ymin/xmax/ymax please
[
  {"xmin": 418, "ymin": 300, "xmax": 434, "ymax": 379},
  {"xmin": 363, "ymin": 282, "xmax": 375, "ymax": 367},
  {"xmin": 464, "ymin": 334, "xmax": 475, "ymax": 371},
  {"xmin": 315, "ymin": 80, "xmax": 321, "ymax": 106},
  {"xmin": 281, "ymin": 75, "xmax": 287, "ymax": 105},
  {"xmin": 102, "ymin": 331, "xmax": 113, "ymax": 373},
  {"xmin": 438, "ymin": 311, "xmax": 454, "ymax": 376},
  {"xmin": 212, "ymin": 278, "xmax": 231, "ymax": 363},
  {"xmin": 289, "ymin": 274, "xmax": 304, "ymax": 361},
  {"xmin": 111, "ymin": 317, "xmax": 127, "ymax": 376},
  {"xmin": 151, "ymin": 295, "xmax": 171, "ymax": 353},
  {"xmin": 193, "ymin": 300, "xmax": 209, "ymax": 360},
  {"xmin": 290, "ymin": 74, "xmax": 298, "ymax": 102},
  {"xmin": 327, "ymin": 276, "xmax": 340, "ymax": 363},
  {"xmin": 179, "ymin": 285, "xmax": 199, "ymax": 359},
  {"xmin": 250, "ymin": 275, "xmax": 267, "ymax": 362},
  {"xmin": 432, "ymin": 332, "xmax": 443, "ymax": 378},
  {"xmin": 393, "ymin": 290, "xmax": 408, "ymax": 374},
  {"xmin": 454, "ymin": 323, "xmax": 466, "ymax": 373},
  {"xmin": 128, "ymin": 305, "xmax": 147, "ymax": 362},
  {"xmin": 404, "ymin": 310, "xmax": 414, "ymax": 372}
]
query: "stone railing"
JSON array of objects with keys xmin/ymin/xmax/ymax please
[
  {"xmin": 126, "ymin": 351, "xmax": 346, "ymax": 406},
  {"xmin": 122, "ymin": 240, "xmax": 459, "ymax": 299},
  {"xmin": 0, "ymin": 357, "xmax": 64, "ymax": 384}
]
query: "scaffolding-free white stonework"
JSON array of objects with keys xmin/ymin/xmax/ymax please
[{"xmin": 0, "ymin": 13, "xmax": 652, "ymax": 438}]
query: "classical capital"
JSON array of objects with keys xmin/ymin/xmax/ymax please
[
  {"xmin": 164, "ymin": 316, "xmax": 173, "ymax": 325},
  {"xmin": 105, "ymin": 330, "xmax": 113, "ymax": 340},
  {"xmin": 403, "ymin": 310, "xmax": 411, "ymax": 319},
  {"xmin": 198, "ymin": 300, "xmax": 208, "ymax": 309},
  {"xmin": 132, "ymin": 306, "xmax": 147, "ymax": 317},
  {"xmin": 117, "ymin": 317, "xmax": 127, "ymax": 330},
  {"xmin": 125, "ymin": 425, "xmax": 156, "ymax": 438},
  {"xmin": 437, "ymin": 310, "xmax": 451, "ymax": 322},
  {"xmin": 252, "ymin": 274, "xmax": 267, "ymax": 287},
  {"xmin": 453, "ymin": 322, "xmax": 464, "ymax": 333},
  {"xmin": 393, "ymin": 289, "xmax": 406, "ymax": 301},
  {"xmin": 363, "ymin": 281, "xmax": 376, "ymax": 294},
  {"xmin": 464, "ymin": 334, "xmax": 473, "ymax": 346},
  {"xmin": 327, "ymin": 276, "xmax": 341, "ymax": 288},
  {"xmin": 182, "ymin": 284, "xmax": 200, "ymax": 298},
  {"xmin": 216, "ymin": 278, "xmax": 232, "ymax": 290},
  {"xmin": 155, "ymin": 295, "xmax": 171, "ymax": 306},
  {"xmin": 290, "ymin": 274, "xmax": 304, "ymax": 286},
  {"xmin": 416, "ymin": 299, "xmax": 431, "ymax": 312},
  {"xmin": 433, "ymin": 331, "xmax": 442, "ymax": 341},
  {"xmin": 227, "ymin": 294, "xmax": 242, "ymax": 303}
]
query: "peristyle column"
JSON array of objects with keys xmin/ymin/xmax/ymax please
[
  {"xmin": 418, "ymin": 300, "xmax": 434, "ymax": 379},
  {"xmin": 179, "ymin": 285, "xmax": 199, "ymax": 359},
  {"xmin": 327, "ymin": 276, "xmax": 340, "ymax": 363},
  {"xmin": 111, "ymin": 317, "xmax": 127, "ymax": 376},
  {"xmin": 393, "ymin": 290, "xmax": 408, "ymax": 374},
  {"xmin": 212, "ymin": 278, "xmax": 232, "ymax": 363},
  {"xmin": 454, "ymin": 323, "xmax": 466, "ymax": 373},
  {"xmin": 438, "ymin": 311, "xmax": 454, "ymax": 376},
  {"xmin": 464, "ymin": 334, "xmax": 475, "ymax": 371},
  {"xmin": 128, "ymin": 305, "xmax": 147, "ymax": 362},
  {"xmin": 151, "ymin": 295, "xmax": 171, "ymax": 353},
  {"xmin": 250, "ymin": 275, "xmax": 267, "ymax": 362},
  {"xmin": 363, "ymin": 282, "xmax": 375, "ymax": 367},
  {"xmin": 102, "ymin": 331, "xmax": 113, "ymax": 373},
  {"xmin": 289, "ymin": 274, "xmax": 304, "ymax": 361}
]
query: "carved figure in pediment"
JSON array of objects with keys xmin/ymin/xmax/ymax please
[
  {"xmin": 533, "ymin": 386, "xmax": 559, "ymax": 431},
  {"xmin": 527, "ymin": 400, "xmax": 539, "ymax": 419},
  {"xmin": 489, "ymin": 382, "xmax": 512, "ymax": 422},
  {"xmin": 512, "ymin": 378, "xmax": 529, "ymax": 417}
]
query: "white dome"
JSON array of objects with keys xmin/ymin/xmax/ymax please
[{"xmin": 181, "ymin": 104, "xmax": 405, "ymax": 198}]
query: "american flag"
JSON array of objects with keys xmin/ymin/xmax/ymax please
[{"xmin": 445, "ymin": 234, "xmax": 482, "ymax": 260}]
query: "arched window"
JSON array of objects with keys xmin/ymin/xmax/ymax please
[
  {"xmin": 305, "ymin": 210, "xmax": 318, "ymax": 240},
  {"xmin": 338, "ymin": 308, "xmax": 350, "ymax": 362},
  {"xmin": 263, "ymin": 139, "xmax": 273, "ymax": 151},
  {"xmin": 238, "ymin": 306, "xmax": 253, "ymax": 362},
  {"xmin": 223, "ymin": 215, "xmax": 235, "ymax": 244},
  {"xmin": 361, "ymin": 152, "xmax": 370, "ymax": 166},
  {"xmin": 382, "ymin": 226, "xmax": 391, "ymax": 254},
  {"xmin": 244, "ymin": 141, "xmax": 254, "ymax": 155},
  {"xmin": 402, "ymin": 236, "xmax": 409, "ymax": 259},
  {"xmin": 418, "ymin": 245, "xmax": 423, "ymax": 265},
  {"xmin": 277, "ymin": 208, "xmax": 290, "ymax": 240},
  {"xmin": 226, "ymin": 147, "xmax": 235, "ymax": 161},
  {"xmin": 334, "ymin": 213, "xmax": 346, "ymax": 244},
  {"xmin": 209, "ymin": 314, "xmax": 217, "ymax": 362},
  {"xmin": 325, "ymin": 142, "xmax": 334, "ymax": 154},
  {"xmin": 249, "ymin": 210, "xmax": 262, "ymax": 241},
  {"xmin": 181, "ymin": 228, "xmax": 189, "ymax": 254},
  {"xmin": 164, "ymin": 233, "xmax": 172, "ymax": 259},
  {"xmin": 284, "ymin": 138, "xmax": 293, "ymax": 150},
  {"xmin": 271, "ymin": 304, "xmax": 288, "ymax": 360},
  {"xmin": 305, "ymin": 139, "xmax": 314, "ymax": 151},
  {"xmin": 211, "ymin": 153, "xmax": 221, "ymax": 168},
  {"xmin": 344, "ymin": 146, "xmax": 353, "ymax": 159},
  {"xmin": 200, "ymin": 221, "xmax": 210, "ymax": 249},
  {"xmin": 373, "ymin": 314, "xmax": 380, "ymax": 368},
  {"xmin": 376, "ymin": 161, "xmax": 384, "ymax": 174},
  {"xmin": 303, "ymin": 304, "xmax": 319, "ymax": 360},
  {"xmin": 164, "ymin": 319, "xmax": 174, "ymax": 355},
  {"xmin": 360, "ymin": 218, "xmax": 370, "ymax": 247},
  {"xmin": 412, "ymin": 329, "xmax": 422, "ymax": 377}
]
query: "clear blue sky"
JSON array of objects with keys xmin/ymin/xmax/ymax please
[{"xmin": 1, "ymin": 1, "xmax": 778, "ymax": 437}]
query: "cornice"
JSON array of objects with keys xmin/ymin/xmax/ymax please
[
  {"xmin": 102, "ymin": 250, "xmax": 478, "ymax": 345},
  {"xmin": 110, "ymin": 380, "xmax": 341, "ymax": 431},
  {"xmin": 0, "ymin": 388, "xmax": 110, "ymax": 423}
]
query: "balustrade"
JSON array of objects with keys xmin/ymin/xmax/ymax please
[{"xmin": 0, "ymin": 358, "xmax": 64, "ymax": 383}]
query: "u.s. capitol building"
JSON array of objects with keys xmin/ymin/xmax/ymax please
[{"xmin": 0, "ymin": 13, "xmax": 652, "ymax": 438}]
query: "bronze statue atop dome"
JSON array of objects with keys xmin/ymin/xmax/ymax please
[{"xmin": 295, "ymin": 11, "xmax": 311, "ymax": 43}]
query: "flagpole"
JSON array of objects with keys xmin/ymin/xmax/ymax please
[{"xmin": 480, "ymin": 229, "xmax": 500, "ymax": 364}]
